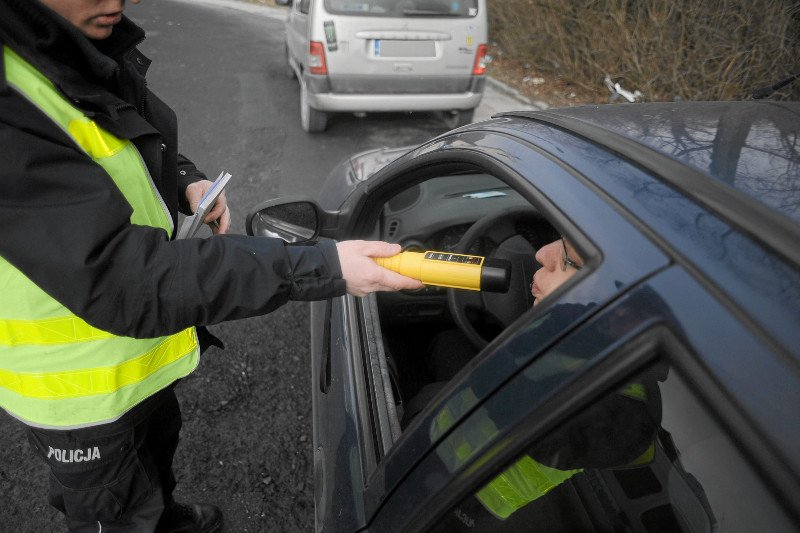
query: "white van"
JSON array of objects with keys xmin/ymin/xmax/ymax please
[{"xmin": 276, "ymin": 0, "xmax": 488, "ymax": 132}]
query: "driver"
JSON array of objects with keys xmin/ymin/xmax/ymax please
[
  {"xmin": 530, "ymin": 236, "xmax": 584, "ymax": 304},
  {"xmin": 414, "ymin": 236, "xmax": 585, "ymax": 402}
]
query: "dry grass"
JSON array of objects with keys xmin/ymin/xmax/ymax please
[{"xmin": 488, "ymin": 0, "xmax": 800, "ymax": 106}]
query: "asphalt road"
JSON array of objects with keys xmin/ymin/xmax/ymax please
[
  {"xmin": 142, "ymin": 0, "xmax": 467, "ymax": 205},
  {"xmin": 0, "ymin": 1, "xmax": 532, "ymax": 531}
]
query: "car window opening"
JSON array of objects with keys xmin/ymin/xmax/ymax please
[{"xmin": 373, "ymin": 174, "xmax": 589, "ymax": 433}]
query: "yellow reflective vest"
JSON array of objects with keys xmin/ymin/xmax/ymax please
[{"xmin": 0, "ymin": 46, "xmax": 199, "ymax": 429}]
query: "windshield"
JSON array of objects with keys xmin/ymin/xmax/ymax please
[{"xmin": 324, "ymin": 0, "xmax": 479, "ymax": 17}]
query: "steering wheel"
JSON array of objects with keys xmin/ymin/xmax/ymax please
[{"xmin": 447, "ymin": 207, "xmax": 540, "ymax": 349}]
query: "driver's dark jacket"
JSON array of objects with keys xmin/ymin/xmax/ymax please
[{"xmin": 0, "ymin": 0, "xmax": 346, "ymax": 340}]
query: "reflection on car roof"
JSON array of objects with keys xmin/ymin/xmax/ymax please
[{"xmin": 548, "ymin": 102, "xmax": 800, "ymax": 224}]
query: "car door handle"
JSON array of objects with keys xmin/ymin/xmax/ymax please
[{"xmin": 319, "ymin": 298, "xmax": 332, "ymax": 394}]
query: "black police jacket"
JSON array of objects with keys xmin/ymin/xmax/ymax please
[{"xmin": 0, "ymin": 0, "xmax": 346, "ymax": 338}]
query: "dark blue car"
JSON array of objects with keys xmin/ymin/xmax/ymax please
[{"xmin": 248, "ymin": 101, "xmax": 800, "ymax": 532}]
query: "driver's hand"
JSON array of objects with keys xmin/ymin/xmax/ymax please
[
  {"xmin": 336, "ymin": 240, "xmax": 424, "ymax": 296},
  {"xmin": 185, "ymin": 180, "xmax": 231, "ymax": 235}
]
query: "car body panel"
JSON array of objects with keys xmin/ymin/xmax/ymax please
[
  {"xmin": 317, "ymin": 145, "xmax": 412, "ymax": 212},
  {"xmin": 310, "ymin": 298, "xmax": 367, "ymax": 532},
  {"xmin": 317, "ymin": 145, "xmax": 414, "ymax": 213}
]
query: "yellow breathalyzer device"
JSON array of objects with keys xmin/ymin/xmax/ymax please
[{"xmin": 375, "ymin": 251, "xmax": 511, "ymax": 292}]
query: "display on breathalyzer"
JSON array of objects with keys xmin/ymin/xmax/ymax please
[{"xmin": 375, "ymin": 251, "xmax": 511, "ymax": 293}]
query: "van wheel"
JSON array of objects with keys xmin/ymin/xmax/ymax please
[
  {"xmin": 284, "ymin": 44, "xmax": 296, "ymax": 80},
  {"xmin": 300, "ymin": 81, "xmax": 328, "ymax": 133},
  {"xmin": 445, "ymin": 109, "xmax": 475, "ymax": 129}
]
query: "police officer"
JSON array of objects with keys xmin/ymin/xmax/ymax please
[{"xmin": 0, "ymin": 0, "xmax": 421, "ymax": 531}]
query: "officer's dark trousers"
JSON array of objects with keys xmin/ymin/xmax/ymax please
[{"xmin": 24, "ymin": 385, "xmax": 181, "ymax": 533}]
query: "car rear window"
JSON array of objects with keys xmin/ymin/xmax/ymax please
[{"xmin": 324, "ymin": 0, "xmax": 479, "ymax": 17}]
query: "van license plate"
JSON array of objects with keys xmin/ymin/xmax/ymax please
[{"xmin": 375, "ymin": 40, "xmax": 435, "ymax": 58}]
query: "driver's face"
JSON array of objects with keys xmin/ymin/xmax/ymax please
[
  {"xmin": 39, "ymin": 0, "xmax": 140, "ymax": 40},
  {"xmin": 531, "ymin": 239, "xmax": 583, "ymax": 305}
]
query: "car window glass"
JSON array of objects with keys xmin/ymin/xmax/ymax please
[
  {"xmin": 429, "ymin": 363, "xmax": 795, "ymax": 532},
  {"xmin": 324, "ymin": 0, "xmax": 479, "ymax": 17}
]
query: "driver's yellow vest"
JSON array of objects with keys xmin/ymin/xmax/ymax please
[{"xmin": 0, "ymin": 46, "xmax": 199, "ymax": 429}]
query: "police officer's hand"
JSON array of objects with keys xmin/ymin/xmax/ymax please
[
  {"xmin": 185, "ymin": 180, "xmax": 231, "ymax": 235},
  {"xmin": 336, "ymin": 240, "xmax": 424, "ymax": 297}
]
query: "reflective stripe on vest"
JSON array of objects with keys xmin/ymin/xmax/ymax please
[
  {"xmin": 476, "ymin": 455, "xmax": 579, "ymax": 520},
  {"xmin": 0, "ymin": 316, "xmax": 113, "ymax": 346},
  {"xmin": 0, "ymin": 46, "xmax": 199, "ymax": 428}
]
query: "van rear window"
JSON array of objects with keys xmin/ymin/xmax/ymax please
[{"xmin": 324, "ymin": 0, "xmax": 479, "ymax": 17}]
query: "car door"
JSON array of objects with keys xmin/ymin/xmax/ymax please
[
  {"xmin": 383, "ymin": 271, "xmax": 800, "ymax": 531},
  {"xmin": 310, "ymin": 294, "xmax": 393, "ymax": 532},
  {"xmin": 310, "ymin": 125, "xmax": 672, "ymax": 532}
]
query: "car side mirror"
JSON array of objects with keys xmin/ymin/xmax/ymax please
[
  {"xmin": 246, "ymin": 198, "xmax": 320, "ymax": 243},
  {"xmin": 275, "ymin": 0, "xmax": 292, "ymax": 6}
]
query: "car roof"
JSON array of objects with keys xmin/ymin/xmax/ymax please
[
  {"xmin": 497, "ymin": 101, "xmax": 800, "ymax": 267},
  {"xmin": 509, "ymin": 101, "xmax": 800, "ymax": 221}
]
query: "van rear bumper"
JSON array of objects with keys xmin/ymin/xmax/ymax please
[
  {"xmin": 305, "ymin": 75, "xmax": 485, "ymax": 112},
  {"xmin": 310, "ymin": 92, "xmax": 484, "ymax": 112}
]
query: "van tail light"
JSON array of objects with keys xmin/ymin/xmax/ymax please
[
  {"xmin": 472, "ymin": 44, "xmax": 488, "ymax": 75},
  {"xmin": 309, "ymin": 41, "xmax": 328, "ymax": 75}
]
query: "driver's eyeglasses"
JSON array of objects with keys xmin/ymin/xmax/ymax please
[{"xmin": 561, "ymin": 237, "xmax": 582, "ymax": 271}]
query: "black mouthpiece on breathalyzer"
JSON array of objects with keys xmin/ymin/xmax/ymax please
[{"xmin": 481, "ymin": 258, "xmax": 512, "ymax": 293}]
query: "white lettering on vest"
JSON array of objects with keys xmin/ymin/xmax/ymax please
[
  {"xmin": 46, "ymin": 445, "xmax": 101, "ymax": 463},
  {"xmin": 454, "ymin": 508, "xmax": 475, "ymax": 528}
]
